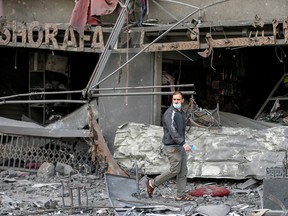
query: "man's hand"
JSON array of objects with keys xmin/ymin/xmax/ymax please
[
  {"xmin": 184, "ymin": 144, "xmax": 196, "ymax": 152},
  {"xmin": 183, "ymin": 144, "xmax": 192, "ymax": 152}
]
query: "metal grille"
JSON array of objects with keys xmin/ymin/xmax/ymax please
[{"xmin": 0, "ymin": 133, "xmax": 96, "ymax": 173}]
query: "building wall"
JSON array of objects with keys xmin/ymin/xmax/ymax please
[
  {"xmin": 3, "ymin": 0, "xmax": 287, "ymax": 26},
  {"xmin": 98, "ymin": 52, "xmax": 155, "ymax": 149},
  {"xmin": 2, "ymin": 0, "xmax": 74, "ymax": 23},
  {"xmin": 147, "ymin": 0, "xmax": 288, "ymax": 25}
]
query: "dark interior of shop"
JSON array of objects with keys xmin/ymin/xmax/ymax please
[
  {"xmin": 0, "ymin": 48, "xmax": 96, "ymax": 123},
  {"xmin": 0, "ymin": 46, "xmax": 287, "ymax": 124},
  {"xmin": 162, "ymin": 46, "xmax": 287, "ymax": 119}
]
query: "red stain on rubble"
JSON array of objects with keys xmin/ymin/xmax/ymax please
[{"xmin": 189, "ymin": 186, "xmax": 230, "ymax": 197}]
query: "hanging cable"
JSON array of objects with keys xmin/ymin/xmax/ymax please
[
  {"xmin": 209, "ymin": 25, "xmax": 216, "ymax": 72},
  {"xmin": 176, "ymin": 50, "xmax": 194, "ymax": 62},
  {"xmin": 275, "ymin": 46, "xmax": 286, "ymax": 63},
  {"xmin": 14, "ymin": 49, "xmax": 18, "ymax": 70},
  {"xmin": 125, "ymin": 11, "xmax": 129, "ymax": 105},
  {"xmin": 210, "ymin": 49, "xmax": 216, "ymax": 72},
  {"xmin": 90, "ymin": 0, "xmax": 230, "ymax": 90},
  {"xmin": 176, "ymin": 59, "xmax": 182, "ymax": 90}
]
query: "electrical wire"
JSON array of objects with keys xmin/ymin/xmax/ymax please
[
  {"xmin": 176, "ymin": 50, "xmax": 194, "ymax": 62},
  {"xmin": 176, "ymin": 59, "xmax": 182, "ymax": 90},
  {"xmin": 275, "ymin": 46, "xmax": 286, "ymax": 63},
  {"xmin": 90, "ymin": 0, "xmax": 231, "ymax": 90}
]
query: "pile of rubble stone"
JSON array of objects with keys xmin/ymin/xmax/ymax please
[
  {"xmin": 0, "ymin": 162, "xmax": 111, "ymax": 216},
  {"xmin": 0, "ymin": 161, "xmax": 267, "ymax": 216}
]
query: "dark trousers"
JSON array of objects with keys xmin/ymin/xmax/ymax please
[{"xmin": 152, "ymin": 145, "xmax": 188, "ymax": 197}]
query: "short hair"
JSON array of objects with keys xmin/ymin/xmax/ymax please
[{"xmin": 173, "ymin": 91, "xmax": 183, "ymax": 99}]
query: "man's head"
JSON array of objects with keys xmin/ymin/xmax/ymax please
[{"xmin": 172, "ymin": 91, "xmax": 184, "ymax": 110}]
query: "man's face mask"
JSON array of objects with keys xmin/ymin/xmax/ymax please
[{"xmin": 173, "ymin": 103, "xmax": 181, "ymax": 109}]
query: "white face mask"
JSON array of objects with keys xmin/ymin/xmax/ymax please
[{"xmin": 173, "ymin": 103, "xmax": 181, "ymax": 109}]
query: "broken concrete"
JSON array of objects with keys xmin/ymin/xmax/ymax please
[{"xmin": 37, "ymin": 162, "xmax": 56, "ymax": 180}]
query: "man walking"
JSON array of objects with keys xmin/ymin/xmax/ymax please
[{"xmin": 147, "ymin": 91, "xmax": 193, "ymax": 201}]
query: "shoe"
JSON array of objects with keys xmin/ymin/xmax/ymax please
[
  {"xmin": 147, "ymin": 179, "xmax": 154, "ymax": 198},
  {"xmin": 175, "ymin": 195, "xmax": 193, "ymax": 201}
]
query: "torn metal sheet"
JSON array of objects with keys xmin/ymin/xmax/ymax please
[
  {"xmin": 88, "ymin": 104, "xmax": 127, "ymax": 176},
  {"xmin": 0, "ymin": 125, "xmax": 89, "ymax": 138},
  {"xmin": 105, "ymin": 174, "xmax": 140, "ymax": 209},
  {"xmin": 0, "ymin": 117, "xmax": 89, "ymax": 138},
  {"xmin": 105, "ymin": 174, "xmax": 183, "ymax": 216},
  {"xmin": 46, "ymin": 99, "xmax": 98, "ymax": 130},
  {"xmin": 0, "ymin": 116, "xmax": 43, "ymax": 128},
  {"xmin": 113, "ymin": 113, "xmax": 284, "ymax": 180},
  {"xmin": 217, "ymin": 111, "xmax": 278, "ymax": 129}
]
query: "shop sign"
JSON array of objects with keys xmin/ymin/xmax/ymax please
[
  {"xmin": 0, "ymin": 18, "xmax": 288, "ymax": 53},
  {"xmin": 0, "ymin": 20, "xmax": 104, "ymax": 52}
]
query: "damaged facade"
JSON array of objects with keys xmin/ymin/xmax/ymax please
[
  {"xmin": 0, "ymin": 0, "xmax": 288, "ymax": 147},
  {"xmin": 1, "ymin": 0, "xmax": 288, "ymax": 215},
  {"xmin": 0, "ymin": 0, "xmax": 288, "ymax": 143},
  {"xmin": 0, "ymin": 0, "xmax": 287, "ymax": 170}
]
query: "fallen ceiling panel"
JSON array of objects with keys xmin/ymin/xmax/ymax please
[{"xmin": 113, "ymin": 113, "xmax": 285, "ymax": 180}]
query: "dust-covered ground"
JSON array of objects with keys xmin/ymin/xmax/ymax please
[{"xmin": 0, "ymin": 168, "xmax": 263, "ymax": 216}]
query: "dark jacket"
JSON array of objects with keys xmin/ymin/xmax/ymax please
[{"xmin": 162, "ymin": 105, "xmax": 186, "ymax": 146}]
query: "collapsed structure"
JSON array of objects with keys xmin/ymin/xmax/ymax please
[{"xmin": 1, "ymin": 0, "xmax": 288, "ymax": 214}]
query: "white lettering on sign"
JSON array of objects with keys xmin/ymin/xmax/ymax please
[
  {"xmin": 0, "ymin": 18, "xmax": 287, "ymax": 52},
  {"xmin": 0, "ymin": 20, "xmax": 105, "ymax": 52}
]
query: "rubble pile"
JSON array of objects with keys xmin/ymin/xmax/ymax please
[
  {"xmin": 135, "ymin": 176, "xmax": 263, "ymax": 216},
  {"xmin": 0, "ymin": 164, "xmax": 111, "ymax": 216},
  {"xmin": 0, "ymin": 161, "xmax": 265, "ymax": 216}
]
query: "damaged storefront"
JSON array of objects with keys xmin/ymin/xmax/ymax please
[
  {"xmin": 1, "ymin": 0, "xmax": 288, "ymax": 215},
  {"xmin": 1, "ymin": 0, "xmax": 288, "ymax": 145}
]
